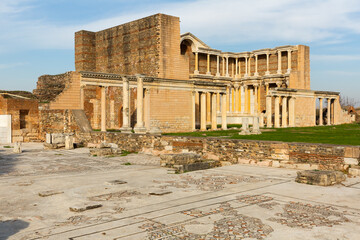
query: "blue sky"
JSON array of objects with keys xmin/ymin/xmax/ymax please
[{"xmin": 1, "ymin": 0, "xmax": 360, "ymax": 105}]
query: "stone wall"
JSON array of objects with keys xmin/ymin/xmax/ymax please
[
  {"xmin": 76, "ymin": 132, "xmax": 360, "ymax": 171},
  {"xmin": 33, "ymin": 72, "xmax": 72, "ymax": 103},
  {"xmin": 75, "ymin": 14, "xmax": 187, "ymax": 80},
  {"xmin": 39, "ymin": 109, "xmax": 81, "ymax": 140}
]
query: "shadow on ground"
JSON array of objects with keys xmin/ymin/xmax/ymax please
[
  {"xmin": 0, "ymin": 149, "xmax": 19, "ymax": 176},
  {"xmin": 0, "ymin": 220, "xmax": 29, "ymax": 239}
]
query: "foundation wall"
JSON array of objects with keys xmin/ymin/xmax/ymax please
[{"xmin": 76, "ymin": 132, "xmax": 360, "ymax": 171}]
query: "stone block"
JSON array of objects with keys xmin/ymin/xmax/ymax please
[
  {"xmin": 257, "ymin": 160, "xmax": 272, "ymax": 167},
  {"xmin": 349, "ymin": 166, "xmax": 360, "ymax": 176},
  {"xmin": 220, "ymin": 161, "xmax": 232, "ymax": 166},
  {"xmin": 238, "ymin": 158, "xmax": 251, "ymax": 164},
  {"xmin": 160, "ymin": 153, "xmax": 201, "ymax": 167},
  {"xmin": 69, "ymin": 203, "xmax": 102, "ymax": 212},
  {"xmin": 38, "ymin": 190, "xmax": 64, "ymax": 197},
  {"xmin": 87, "ymin": 143, "xmax": 101, "ymax": 148},
  {"xmin": 295, "ymin": 170, "xmax": 346, "ymax": 186},
  {"xmin": 51, "ymin": 133, "xmax": 65, "ymax": 144},
  {"xmin": 46, "ymin": 133, "xmax": 52, "ymax": 144},
  {"xmin": 89, "ymin": 148, "xmax": 121, "ymax": 157},
  {"xmin": 65, "ymin": 135, "xmax": 74, "ymax": 150},
  {"xmin": 164, "ymin": 146, "xmax": 173, "ymax": 151},
  {"xmin": 12, "ymin": 136, "xmax": 24, "ymax": 142},
  {"xmin": 13, "ymin": 142, "xmax": 22, "ymax": 154},
  {"xmin": 344, "ymin": 158, "xmax": 359, "ymax": 165},
  {"xmin": 272, "ymin": 161, "xmax": 281, "ymax": 168}
]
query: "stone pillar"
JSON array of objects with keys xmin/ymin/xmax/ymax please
[
  {"xmin": 254, "ymin": 54, "xmax": 259, "ymax": 76},
  {"xmin": 195, "ymin": 91, "xmax": 200, "ymax": 127},
  {"xmin": 110, "ymin": 100, "xmax": 115, "ymax": 129},
  {"xmin": 244, "ymin": 57, "xmax": 248, "ymax": 77},
  {"xmin": 250, "ymin": 88, "xmax": 255, "ymax": 114},
  {"xmin": 120, "ymin": 77, "xmax": 132, "ymax": 133},
  {"xmin": 248, "ymin": 56, "xmax": 251, "ymax": 76},
  {"xmin": 230, "ymin": 87, "xmax": 234, "ymax": 112},
  {"xmin": 265, "ymin": 52, "xmax": 270, "ymax": 75},
  {"xmin": 134, "ymin": 75, "xmax": 146, "ymax": 133},
  {"xmin": 206, "ymin": 92, "xmax": 211, "ymax": 124},
  {"xmin": 266, "ymin": 96, "xmax": 272, "ymax": 127},
  {"xmin": 282, "ymin": 97, "xmax": 288, "ymax": 127},
  {"xmin": 287, "ymin": 50, "xmax": 292, "ymax": 74},
  {"xmin": 327, "ymin": 98, "xmax": 331, "ymax": 125},
  {"xmin": 266, "ymin": 84, "xmax": 269, "ymax": 95},
  {"xmin": 194, "ymin": 52, "xmax": 199, "ymax": 74},
  {"xmin": 100, "ymin": 86, "xmax": 107, "ymax": 132},
  {"xmin": 90, "ymin": 99, "xmax": 100, "ymax": 129},
  {"xmin": 226, "ymin": 86, "xmax": 230, "ymax": 112},
  {"xmin": 144, "ymin": 89, "xmax": 150, "ymax": 131},
  {"xmin": 217, "ymin": 93, "xmax": 220, "ymax": 112},
  {"xmin": 258, "ymin": 85, "xmax": 261, "ymax": 112},
  {"xmin": 191, "ymin": 91, "xmax": 196, "ymax": 131},
  {"xmin": 238, "ymin": 59, "xmax": 241, "ymax": 77},
  {"xmin": 235, "ymin": 85, "xmax": 239, "ymax": 113},
  {"xmin": 235, "ymin": 58, "xmax": 239, "ymax": 78},
  {"xmin": 331, "ymin": 99, "xmax": 335, "ymax": 125},
  {"xmin": 221, "ymin": 93, "xmax": 227, "ymax": 130},
  {"xmin": 13, "ymin": 142, "xmax": 22, "ymax": 153},
  {"xmin": 240, "ymin": 85, "xmax": 245, "ymax": 114},
  {"xmin": 254, "ymin": 85, "xmax": 258, "ymax": 113},
  {"xmin": 222, "ymin": 57, "xmax": 225, "ymax": 76},
  {"xmin": 289, "ymin": 97, "xmax": 295, "ymax": 127},
  {"xmin": 206, "ymin": 54, "xmax": 211, "ymax": 75},
  {"xmin": 211, "ymin": 93, "xmax": 217, "ymax": 130},
  {"xmin": 80, "ymin": 85, "xmax": 85, "ymax": 110},
  {"xmin": 200, "ymin": 92, "xmax": 207, "ymax": 131},
  {"xmin": 216, "ymin": 55, "xmax": 220, "ymax": 77},
  {"xmin": 225, "ymin": 56, "xmax": 229, "ymax": 77},
  {"xmin": 277, "ymin": 50, "xmax": 282, "ymax": 74},
  {"xmin": 65, "ymin": 135, "xmax": 74, "ymax": 150},
  {"xmin": 319, "ymin": 98, "xmax": 323, "ymax": 126},
  {"xmin": 274, "ymin": 96, "xmax": 280, "ymax": 128}
]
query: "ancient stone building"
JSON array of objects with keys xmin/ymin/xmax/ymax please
[
  {"xmin": 33, "ymin": 13, "xmax": 354, "ymax": 136},
  {"xmin": 0, "ymin": 91, "xmax": 39, "ymax": 143}
]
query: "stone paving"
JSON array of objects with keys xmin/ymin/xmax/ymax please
[{"xmin": 1, "ymin": 143, "xmax": 360, "ymax": 240}]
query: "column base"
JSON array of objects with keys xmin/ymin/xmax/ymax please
[
  {"xmin": 254, "ymin": 73, "xmax": 259, "ymax": 77},
  {"xmin": 120, "ymin": 127, "xmax": 133, "ymax": 134},
  {"xmin": 286, "ymin": 69, "xmax": 291, "ymax": 74},
  {"xmin": 134, "ymin": 126, "xmax": 147, "ymax": 134},
  {"xmin": 194, "ymin": 70, "xmax": 200, "ymax": 75},
  {"xmin": 216, "ymin": 73, "xmax": 220, "ymax": 77},
  {"xmin": 206, "ymin": 72, "xmax": 212, "ymax": 76},
  {"xmin": 265, "ymin": 71, "xmax": 270, "ymax": 75},
  {"xmin": 276, "ymin": 70, "xmax": 282, "ymax": 75}
]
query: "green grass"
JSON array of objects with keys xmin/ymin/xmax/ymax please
[
  {"xmin": 123, "ymin": 162, "xmax": 132, "ymax": 165},
  {"xmin": 3, "ymin": 146, "xmax": 13, "ymax": 148},
  {"xmin": 164, "ymin": 123, "xmax": 360, "ymax": 146}
]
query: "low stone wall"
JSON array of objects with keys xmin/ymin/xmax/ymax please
[{"xmin": 76, "ymin": 132, "xmax": 360, "ymax": 171}]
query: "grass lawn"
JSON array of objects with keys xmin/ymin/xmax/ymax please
[{"xmin": 164, "ymin": 123, "xmax": 360, "ymax": 146}]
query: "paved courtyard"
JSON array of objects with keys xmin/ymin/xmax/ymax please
[{"xmin": 1, "ymin": 143, "xmax": 360, "ymax": 240}]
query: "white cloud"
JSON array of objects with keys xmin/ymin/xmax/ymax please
[{"xmin": 1, "ymin": 0, "xmax": 360, "ymax": 52}]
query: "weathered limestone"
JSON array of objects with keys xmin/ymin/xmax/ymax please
[
  {"xmin": 319, "ymin": 98, "xmax": 323, "ymax": 126},
  {"xmin": 65, "ymin": 135, "xmax": 74, "ymax": 150},
  {"xmin": 120, "ymin": 77, "xmax": 132, "ymax": 133},
  {"xmin": 69, "ymin": 203, "xmax": 102, "ymax": 212},
  {"xmin": 211, "ymin": 93, "xmax": 217, "ymax": 130},
  {"xmin": 251, "ymin": 117, "xmax": 261, "ymax": 134},
  {"xmin": 274, "ymin": 96, "xmax": 280, "ymax": 128},
  {"xmin": 200, "ymin": 92, "xmax": 207, "ymax": 131},
  {"xmin": 100, "ymin": 86, "xmax": 106, "ymax": 132},
  {"xmin": 295, "ymin": 170, "xmax": 346, "ymax": 186},
  {"xmin": 282, "ymin": 97, "xmax": 288, "ymax": 127},
  {"xmin": 221, "ymin": 93, "xmax": 227, "ymax": 130},
  {"xmin": 239, "ymin": 117, "xmax": 250, "ymax": 135},
  {"xmin": 266, "ymin": 96, "xmax": 272, "ymax": 127},
  {"xmin": 38, "ymin": 190, "xmax": 64, "ymax": 197},
  {"xmin": 134, "ymin": 75, "xmax": 146, "ymax": 134},
  {"xmin": 13, "ymin": 142, "xmax": 22, "ymax": 153}
]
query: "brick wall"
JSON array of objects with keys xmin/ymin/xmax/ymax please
[{"xmin": 76, "ymin": 132, "xmax": 360, "ymax": 171}]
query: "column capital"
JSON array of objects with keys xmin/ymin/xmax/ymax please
[
  {"xmin": 234, "ymin": 84, "xmax": 240, "ymax": 89},
  {"xmin": 121, "ymin": 76, "xmax": 129, "ymax": 82}
]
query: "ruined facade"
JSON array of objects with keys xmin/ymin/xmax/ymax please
[{"xmin": 32, "ymin": 13, "xmax": 353, "ymax": 137}]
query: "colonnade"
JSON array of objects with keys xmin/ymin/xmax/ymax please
[
  {"xmin": 317, "ymin": 97, "xmax": 335, "ymax": 126},
  {"xmin": 193, "ymin": 49, "xmax": 292, "ymax": 77},
  {"xmin": 266, "ymin": 95, "xmax": 296, "ymax": 128},
  {"xmin": 194, "ymin": 91, "xmax": 227, "ymax": 131},
  {"xmin": 226, "ymin": 84, "xmax": 262, "ymax": 114}
]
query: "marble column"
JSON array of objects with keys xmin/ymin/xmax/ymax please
[
  {"xmin": 221, "ymin": 93, "xmax": 227, "ymax": 130},
  {"xmin": 226, "ymin": 57, "xmax": 230, "ymax": 77},
  {"xmin": 244, "ymin": 57, "xmax": 248, "ymax": 77},
  {"xmin": 194, "ymin": 52, "xmax": 199, "ymax": 74},
  {"xmin": 222, "ymin": 57, "xmax": 225, "ymax": 76},
  {"xmin": 319, "ymin": 98, "xmax": 323, "ymax": 126},
  {"xmin": 274, "ymin": 96, "xmax": 280, "ymax": 128},
  {"xmin": 254, "ymin": 85, "xmax": 258, "ymax": 114},
  {"xmin": 282, "ymin": 97, "xmax": 288, "ymax": 127},
  {"xmin": 240, "ymin": 85, "xmax": 245, "ymax": 114},
  {"xmin": 327, "ymin": 98, "xmax": 331, "ymax": 125},
  {"xmin": 250, "ymin": 88, "xmax": 255, "ymax": 114},
  {"xmin": 192, "ymin": 91, "xmax": 196, "ymax": 131},
  {"xmin": 254, "ymin": 54, "xmax": 259, "ymax": 76},
  {"xmin": 200, "ymin": 92, "xmax": 207, "ymax": 131},
  {"xmin": 287, "ymin": 50, "xmax": 292, "ymax": 74},
  {"xmin": 216, "ymin": 55, "xmax": 220, "ymax": 77},
  {"xmin": 289, "ymin": 97, "xmax": 295, "ymax": 127},
  {"xmin": 266, "ymin": 96, "xmax": 272, "ymax": 127},
  {"xmin": 134, "ymin": 75, "xmax": 146, "ymax": 133},
  {"xmin": 248, "ymin": 56, "xmax": 252, "ymax": 76},
  {"xmin": 265, "ymin": 52, "xmax": 270, "ymax": 75},
  {"xmin": 226, "ymin": 86, "xmax": 230, "ymax": 112},
  {"xmin": 217, "ymin": 93, "xmax": 221, "ymax": 112},
  {"xmin": 206, "ymin": 54, "xmax": 211, "ymax": 75},
  {"xmin": 235, "ymin": 85, "xmax": 239, "ymax": 113},
  {"xmin": 100, "ymin": 86, "xmax": 107, "ymax": 132},
  {"xmin": 277, "ymin": 50, "xmax": 282, "ymax": 74},
  {"xmin": 207, "ymin": 92, "xmax": 211, "ymax": 124},
  {"xmin": 231, "ymin": 87, "xmax": 235, "ymax": 112},
  {"xmin": 235, "ymin": 58, "xmax": 239, "ymax": 78},
  {"xmin": 211, "ymin": 93, "xmax": 217, "ymax": 130},
  {"xmin": 331, "ymin": 99, "xmax": 335, "ymax": 125}
]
